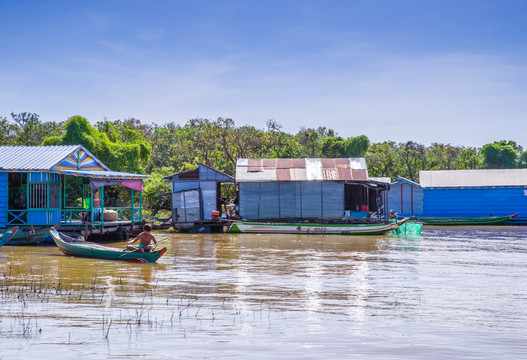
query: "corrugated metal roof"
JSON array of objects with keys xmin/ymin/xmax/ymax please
[
  {"xmin": 419, "ymin": 169, "xmax": 527, "ymax": 187},
  {"xmin": 0, "ymin": 145, "xmax": 146, "ymax": 179},
  {"xmin": 0, "ymin": 145, "xmax": 82, "ymax": 171},
  {"xmin": 370, "ymin": 177, "xmax": 392, "ymax": 184},
  {"xmin": 164, "ymin": 162, "xmax": 234, "ymax": 182},
  {"xmin": 236, "ymin": 158, "xmax": 369, "ymax": 182}
]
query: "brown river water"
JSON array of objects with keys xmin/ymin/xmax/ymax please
[{"xmin": 1, "ymin": 227, "xmax": 526, "ymax": 359}]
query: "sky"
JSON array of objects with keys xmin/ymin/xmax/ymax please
[{"xmin": 1, "ymin": 0, "xmax": 526, "ymax": 147}]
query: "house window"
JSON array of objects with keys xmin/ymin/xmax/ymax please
[{"xmin": 28, "ymin": 183, "xmax": 47, "ymax": 209}]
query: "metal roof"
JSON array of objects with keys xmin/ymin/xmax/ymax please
[
  {"xmin": 164, "ymin": 162, "xmax": 234, "ymax": 182},
  {"xmin": 419, "ymin": 169, "xmax": 527, "ymax": 188},
  {"xmin": 393, "ymin": 176, "xmax": 422, "ymax": 188},
  {"xmin": 0, "ymin": 145, "xmax": 146, "ymax": 179},
  {"xmin": 0, "ymin": 145, "xmax": 83, "ymax": 171},
  {"xmin": 236, "ymin": 158, "xmax": 369, "ymax": 182},
  {"xmin": 369, "ymin": 177, "xmax": 392, "ymax": 184}
]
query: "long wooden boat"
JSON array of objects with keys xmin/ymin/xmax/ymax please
[
  {"xmin": 415, "ymin": 213, "xmax": 518, "ymax": 226},
  {"xmin": 50, "ymin": 227, "xmax": 167, "ymax": 263},
  {"xmin": 0, "ymin": 227, "xmax": 52, "ymax": 245},
  {"xmin": 228, "ymin": 219, "xmax": 408, "ymax": 235},
  {"xmin": 0, "ymin": 227, "xmax": 19, "ymax": 247}
]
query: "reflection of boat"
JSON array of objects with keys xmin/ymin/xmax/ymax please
[
  {"xmin": 415, "ymin": 213, "xmax": 518, "ymax": 226},
  {"xmin": 0, "ymin": 227, "xmax": 19, "ymax": 247},
  {"xmin": 228, "ymin": 219, "xmax": 408, "ymax": 235},
  {"xmin": 50, "ymin": 228, "xmax": 167, "ymax": 263},
  {"xmin": 0, "ymin": 227, "xmax": 52, "ymax": 245}
]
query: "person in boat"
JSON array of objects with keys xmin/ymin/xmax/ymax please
[
  {"xmin": 389, "ymin": 209, "xmax": 398, "ymax": 219},
  {"xmin": 126, "ymin": 224, "xmax": 157, "ymax": 252}
]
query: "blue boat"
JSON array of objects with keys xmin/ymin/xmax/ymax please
[{"xmin": 0, "ymin": 226, "xmax": 19, "ymax": 247}]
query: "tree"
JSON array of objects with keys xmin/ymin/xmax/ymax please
[
  {"xmin": 43, "ymin": 116, "xmax": 151, "ymax": 173},
  {"xmin": 345, "ymin": 135, "xmax": 370, "ymax": 157},
  {"xmin": 321, "ymin": 136, "xmax": 346, "ymax": 157},
  {"xmin": 481, "ymin": 141, "xmax": 518, "ymax": 169}
]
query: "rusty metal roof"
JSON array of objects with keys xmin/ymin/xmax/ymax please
[
  {"xmin": 236, "ymin": 158, "xmax": 369, "ymax": 182},
  {"xmin": 419, "ymin": 169, "xmax": 527, "ymax": 187}
]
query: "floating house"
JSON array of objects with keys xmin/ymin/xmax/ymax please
[
  {"xmin": 165, "ymin": 163, "xmax": 235, "ymax": 232},
  {"xmin": 0, "ymin": 145, "xmax": 148, "ymax": 242},
  {"xmin": 235, "ymin": 158, "xmax": 389, "ymax": 220},
  {"xmin": 385, "ymin": 169, "xmax": 527, "ymax": 222},
  {"xmin": 384, "ymin": 176, "xmax": 424, "ymax": 217},
  {"xmin": 419, "ymin": 169, "xmax": 527, "ymax": 222}
]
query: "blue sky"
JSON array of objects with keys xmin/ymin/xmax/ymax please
[{"xmin": 1, "ymin": 0, "xmax": 526, "ymax": 147}]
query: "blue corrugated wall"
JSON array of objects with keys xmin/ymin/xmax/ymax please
[
  {"xmin": 423, "ymin": 187, "xmax": 527, "ymax": 220},
  {"xmin": 0, "ymin": 173, "xmax": 7, "ymax": 228}
]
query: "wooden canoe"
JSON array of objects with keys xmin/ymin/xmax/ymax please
[
  {"xmin": 228, "ymin": 219, "xmax": 409, "ymax": 235},
  {"xmin": 0, "ymin": 227, "xmax": 52, "ymax": 245},
  {"xmin": 0, "ymin": 226, "xmax": 19, "ymax": 247},
  {"xmin": 50, "ymin": 227, "xmax": 167, "ymax": 263},
  {"xmin": 415, "ymin": 213, "xmax": 518, "ymax": 226}
]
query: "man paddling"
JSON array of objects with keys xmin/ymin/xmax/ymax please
[{"xmin": 126, "ymin": 224, "xmax": 157, "ymax": 252}]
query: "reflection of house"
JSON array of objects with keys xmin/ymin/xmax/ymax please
[
  {"xmin": 165, "ymin": 163, "xmax": 235, "ymax": 231},
  {"xmin": 235, "ymin": 158, "xmax": 389, "ymax": 220},
  {"xmin": 385, "ymin": 169, "xmax": 527, "ymax": 222},
  {"xmin": 0, "ymin": 145, "xmax": 148, "ymax": 239}
]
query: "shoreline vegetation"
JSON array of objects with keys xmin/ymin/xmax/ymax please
[{"xmin": 2, "ymin": 112, "xmax": 526, "ymax": 213}]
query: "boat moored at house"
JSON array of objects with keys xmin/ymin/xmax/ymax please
[
  {"xmin": 0, "ymin": 145, "xmax": 149, "ymax": 241},
  {"xmin": 384, "ymin": 169, "xmax": 527, "ymax": 225},
  {"xmin": 235, "ymin": 157, "xmax": 390, "ymax": 223}
]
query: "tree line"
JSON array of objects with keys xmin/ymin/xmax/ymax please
[{"xmin": 2, "ymin": 112, "xmax": 526, "ymax": 211}]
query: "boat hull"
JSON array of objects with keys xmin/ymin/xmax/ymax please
[
  {"xmin": 0, "ymin": 227, "xmax": 52, "ymax": 245},
  {"xmin": 0, "ymin": 227, "xmax": 19, "ymax": 247},
  {"xmin": 50, "ymin": 228, "xmax": 167, "ymax": 263},
  {"xmin": 416, "ymin": 213, "xmax": 517, "ymax": 226},
  {"xmin": 228, "ymin": 220, "xmax": 407, "ymax": 235}
]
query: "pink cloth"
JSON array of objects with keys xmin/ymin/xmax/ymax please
[{"xmin": 121, "ymin": 180, "xmax": 145, "ymax": 192}]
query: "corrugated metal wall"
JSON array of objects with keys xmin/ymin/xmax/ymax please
[
  {"xmin": 386, "ymin": 183, "xmax": 424, "ymax": 216},
  {"xmin": 201, "ymin": 182, "xmax": 217, "ymax": 219},
  {"xmin": 172, "ymin": 189, "xmax": 201, "ymax": 222},
  {"xmin": 170, "ymin": 179, "xmax": 219, "ymax": 222},
  {"xmin": 239, "ymin": 181, "xmax": 344, "ymax": 220},
  {"xmin": 423, "ymin": 188, "xmax": 527, "ymax": 220},
  {"xmin": 0, "ymin": 173, "xmax": 7, "ymax": 227}
]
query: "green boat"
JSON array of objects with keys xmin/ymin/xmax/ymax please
[
  {"xmin": 228, "ymin": 219, "xmax": 409, "ymax": 235},
  {"xmin": 0, "ymin": 227, "xmax": 19, "ymax": 247},
  {"xmin": 50, "ymin": 228, "xmax": 167, "ymax": 263},
  {"xmin": 0, "ymin": 227, "xmax": 52, "ymax": 245},
  {"xmin": 415, "ymin": 213, "xmax": 518, "ymax": 226}
]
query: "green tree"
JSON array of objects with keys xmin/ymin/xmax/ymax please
[
  {"xmin": 481, "ymin": 141, "xmax": 518, "ymax": 169},
  {"xmin": 345, "ymin": 135, "xmax": 370, "ymax": 157},
  {"xmin": 43, "ymin": 116, "xmax": 151, "ymax": 173}
]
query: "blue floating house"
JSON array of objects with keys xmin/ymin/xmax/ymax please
[
  {"xmin": 419, "ymin": 169, "xmax": 527, "ymax": 222},
  {"xmin": 235, "ymin": 158, "xmax": 389, "ymax": 220},
  {"xmin": 385, "ymin": 169, "xmax": 527, "ymax": 222},
  {"xmin": 165, "ymin": 162, "xmax": 235, "ymax": 231},
  {"xmin": 0, "ymin": 145, "xmax": 148, "ymax": 242}
]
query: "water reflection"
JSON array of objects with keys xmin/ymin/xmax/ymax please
[{"xmin": 1, "ymin": 228, "xmax": 527, "ymax": 359}]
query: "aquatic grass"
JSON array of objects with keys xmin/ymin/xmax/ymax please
[{"xmin": 0, "ymin": 265, "xmax": 278, "ymax": 342}]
